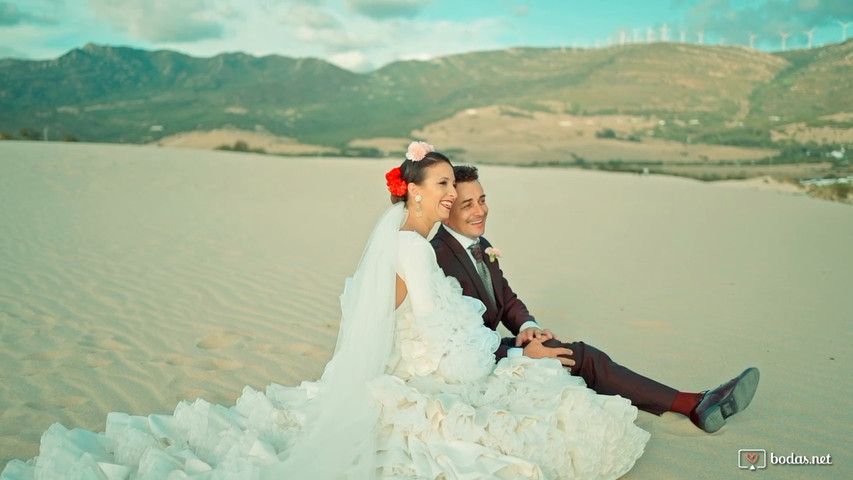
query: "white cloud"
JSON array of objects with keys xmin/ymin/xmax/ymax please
[
  {"xmin": 329, "ymin": 49, "xmax": 374, "ymax": 71},
  {"xmin": 1, "ymin": 2, "xmax": 31, "ymax": 25},
  {"xmin": 798, "ymin": 0, "xmax": 820, "ymax": 10},
  {"xmin": 0, "ymin": 22, "xmax": 80, "ymax": 59},
  {"xmin": 0, "ymin": 0, "xmax": 510, "ymax": 71},
  {"xmin": 681, "ymin": 0, "xmax": 853, "ymax": 46},
  {"xmin": 0, "ymin": 44, "xmax": 25, "ymax": 58},
  {"xmin": 398, "ymin": 52, "xmax": 434, "ymax": 61},
  {"xmin": 370, "ymin": 17, "xmax": 507, "ymax": 64},
  {"xmin": 232, "ymin": 2, "xmax": 504, "ymax": 69},
  {"xmin": 293, "ymin": 25, "xmax": 375, "ymax": 52},
  {"xmin": 0, "ymin": 0, "xmax": 60, "ymax": 25},
  {"xmin": 281, "ymin": 3, "xmax": 341, "ymax": 29},
  {"xmin": 344, "ymin": 0, "xmax": 431, "ymax": 19},
  {"xmin": 275, "ymin": 2, "xmax": 380, "ymax": 53},
  {"xmin": 87, "ymin": 0, "xmax": 226, "ymax": 42}
]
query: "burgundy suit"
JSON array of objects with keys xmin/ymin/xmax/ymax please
[{"xmin": 431, "ymin": 225, "xmax": 678, "ymax": 415}]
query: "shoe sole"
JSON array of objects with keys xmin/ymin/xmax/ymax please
[{"xmin": 699, "ymin": 367, "xmax": 760, "ymax": 433}]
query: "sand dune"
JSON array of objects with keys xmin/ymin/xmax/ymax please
[{"xmin": 1, "ymin": 141, "xmax": 851, "ymax": 478}]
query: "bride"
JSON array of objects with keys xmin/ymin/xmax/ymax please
[{"xmin": 2, "ymin": 142, "xmax": 648, "ymax": 480}]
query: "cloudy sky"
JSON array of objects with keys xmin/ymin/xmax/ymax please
[{"xmin": 1, "ymin": 0, "xmax": 851, "ymax": 71}]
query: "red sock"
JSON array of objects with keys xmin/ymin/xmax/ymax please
[{"xmin": 670, "ymin": 391, "xmax": 704, "ymax": 416}]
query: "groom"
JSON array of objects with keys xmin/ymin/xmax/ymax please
[{"xmin": 431, "ymin": 165, "xmax": 759, "ymax": 433}]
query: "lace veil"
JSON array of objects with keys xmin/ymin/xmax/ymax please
[{"xmin": 264, "ymin": 202, "xmax": 405, "ymax": 479}]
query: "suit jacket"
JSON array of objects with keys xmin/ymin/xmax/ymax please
[{"xmin": 431, "ymin": 225, "xmax": 535, "ymax": 359}]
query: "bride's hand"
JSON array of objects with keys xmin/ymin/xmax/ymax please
[
  {"xmin": 515, "ymin": 327, "xmax": 557, "ymax": 346},
  {"xmin": 522, "ymin": 338, "xmax": 575, "ymax": 367}
]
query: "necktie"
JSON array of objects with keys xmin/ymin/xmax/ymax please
[{"xmin": 469, "ymin": 242, "xmax": 497, "ymax": 307}]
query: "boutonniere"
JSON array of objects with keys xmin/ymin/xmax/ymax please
[{"xmin": 484, "ymin": 247, "xmax": 502, "ymax": 262}]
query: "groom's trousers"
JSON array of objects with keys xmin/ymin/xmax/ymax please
[{"xmin": 510, "ymin": 338, "xmax": 678, "ymax": 415}]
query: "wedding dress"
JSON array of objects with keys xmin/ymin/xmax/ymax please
[{"xmin": 1, "ymin": 204, "xmax": 648, "ymax": 480}]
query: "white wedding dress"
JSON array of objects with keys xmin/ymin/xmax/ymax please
[{"xmin": 2, "ymin": 206, "xmax": 648, "ymax": 480}]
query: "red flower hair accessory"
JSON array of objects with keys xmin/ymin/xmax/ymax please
[{"xmin": 385, "ymin": 166, "xmax": 408, "ymax": 196}]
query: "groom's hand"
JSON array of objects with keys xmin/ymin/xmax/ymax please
[
  {"xmin": 515, "ymin": 327, "xmax": 558, "ymax": 346},
  {"xmin": 522, "ymin": 339, "xmax": 575, "ymax": 367}
]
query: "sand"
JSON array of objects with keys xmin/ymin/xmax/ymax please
[
  {"xmin": 1, "ymin": 141, "xmax": 851, "ymax": 479},
  {"xmin": 154, "ymin": 128, "xmax": 338, "ymax": 155}
]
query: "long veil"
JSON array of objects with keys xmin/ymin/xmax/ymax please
[{"xmin": 264, "ymin": 202, "xmax": 406, "ymax": 479}]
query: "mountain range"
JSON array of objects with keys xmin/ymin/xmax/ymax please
[{"xmin": 1, "ymin": 40, "xmax": 851, "ymax": 149}]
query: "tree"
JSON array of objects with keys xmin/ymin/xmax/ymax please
[
  {"xmin": 596, "ymin": 128, "xmax": 616, "ymax": 139},
  {"xmin": 19, "ymin": 128, "xmax": 42, "ymax": 141}
]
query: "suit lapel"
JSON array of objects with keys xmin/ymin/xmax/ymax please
[
  {"xmin": 436, "ymin": 227, "xmax": 498, "ymax": 311},
  {"xmin": 482, "ymin": 244, "xmax": 504, "ymax": 308}
]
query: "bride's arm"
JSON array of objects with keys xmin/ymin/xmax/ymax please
[
  {"xmin": 397, "ymin": 233, "xmax": 500, "ymax": 381},
  {"xmin": 396, "ymin": 235, "xmax": 438, "ymax": 315}
]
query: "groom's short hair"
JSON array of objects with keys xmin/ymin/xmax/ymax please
[{"xmin": 453, "ymin": 165, "xmax": 479, "ymax": 183}]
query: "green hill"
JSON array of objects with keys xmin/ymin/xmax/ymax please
[
  {"xmin": 1, "ymin": 41, "xmax": 851, "ymax": 147},
  {"xmin": 750, "ymin": 40, "xmax": 853, "ymax": 125}
]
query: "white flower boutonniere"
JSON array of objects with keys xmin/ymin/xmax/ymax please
[{"xmin": 484, "ymin": 247, "xmax": 502, "ymax": 262}]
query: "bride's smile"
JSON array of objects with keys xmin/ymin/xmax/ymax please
[
  {"xmin": 404, "ymin": 160, "xmax": 457, "ymax": 235},
  {"xmin": 7, "ymin": 141, "xmax": 649, "ymax": 480}
]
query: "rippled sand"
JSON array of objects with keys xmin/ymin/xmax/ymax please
[{"xmin": 1, "ymin": 141, "xmax": 851, "ymax": 479}]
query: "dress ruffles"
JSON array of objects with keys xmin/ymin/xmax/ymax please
[{"xmin": 2, "ymin": 232, "xmax": 647, "ymax": 480}]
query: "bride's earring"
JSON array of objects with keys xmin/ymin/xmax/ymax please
[{"xmin": 415, "ymin": 194, "xmax": 423, "ymax": 217}]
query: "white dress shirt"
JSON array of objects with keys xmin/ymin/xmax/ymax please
[{"xmin": 442, "ymin": 226, "xmax": 537, "ymax": 357}]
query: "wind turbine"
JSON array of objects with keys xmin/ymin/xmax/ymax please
[
  {"xmin": 840, "ymin": 20, "xmax": 853, "ymax": 41},
  {"xmin": 803, "ymin": 27, "xmax": 815, "ymax": 48},
  {"xmin": 646, "ymin": 26, "xmax": 655, "ymax": 43},
  {"xmin": 697, "ymin": 29, "xmax": 704, "ymax": 45},
  {"xmin": 680, "ymin": 29, "xmax": 687, "ymax": 43},
  {"xmin": 633, "ymin": 28, "xmax": 641, "ymax": 43},
  {"xmin": 608, "ymin": 32, "xmax": 618, "ymax": 47},
  {"xmin": 748, "ymin": 32, "xmax": 759, "ymax": 49},
  {"xmin": 779, "ymin": 31, "xmax": 791, "ymax": 50},
  {"xmin": 660, "ymin": 23, "xmax": 669, "ymax": 42}
]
